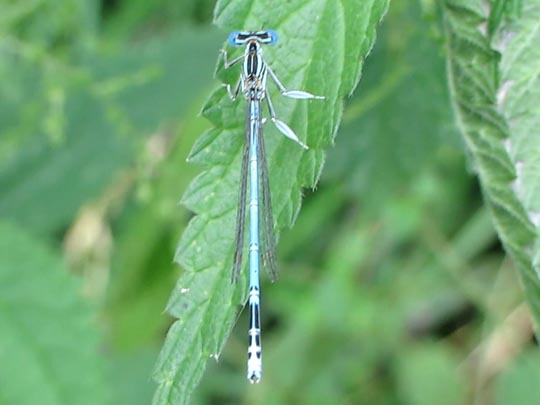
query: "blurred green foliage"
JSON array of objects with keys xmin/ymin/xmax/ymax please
[{"xmin": 0, "ymin": 0, "xmax": 539, "ymax": 404}]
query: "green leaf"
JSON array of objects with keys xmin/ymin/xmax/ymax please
[
  {"xmin": 102, "ymin": 0, "xmax": 215, "ymax": 39},
  {"xmin": 153, "ymin": 0, "xmax": 390, "ymax": 403},
  {"xmin": 106, "ymin": 103, "xmax": 211, "ymax": 351},
  {"xmin": 443, "ymin": 1, "xmax": 540, "ymax": 326},
  {"xmin": 396, "ymin": 344, "xmax": 467, "ymax": 405},
  {"xmin": 0, "ymin": 222, "xmax": 107, "ymax": 405},
  {"xmin": 495, "ymin": 349, "xmax": 540, "ymax": 405},
  {"xmin": 324, "ymin": 1, "xmax": 460, "ymax": 208},
  {"xmin": 0, "ymin": 0, "xmax": 97, "ymax": 50},
  {"xmin": 110, "ymin": 347, "xmax": 160, "ymax": 405},
  {"xmin": 0, "ymin": 28, "xmax": 221, "ymax": 235}
]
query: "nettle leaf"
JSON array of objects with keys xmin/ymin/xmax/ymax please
[
  {"xmin": 443, "ymin": 1, "xmax": 540, "ymax": 324},
  {"xmin": 0, "ymin": 222, "xmax": 107, "ymax": 405},
  {"xmin": 152, "ymin": 0, "xmax": 389, "ymax": 403}
]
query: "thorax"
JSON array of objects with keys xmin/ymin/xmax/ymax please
[{"xmin": 241, "ymin": 44, "xmax": 267, "ymax": 100}]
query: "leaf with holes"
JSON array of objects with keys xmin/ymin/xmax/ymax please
[
  {"xmin": 443, "ymin": 0, "xmax": 540, "ymax": 325},
  {"xmin": 152, "ymin": 0, "xmax": 390, "ymax": 403}
]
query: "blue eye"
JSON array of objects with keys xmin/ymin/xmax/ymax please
[
  {"xmin": 267, "ymin": 29, "xmax": 278, "ymax": 45},
  {"xmin": 228, "ymin": 31, "xmax": 241, "ymax": 46}
]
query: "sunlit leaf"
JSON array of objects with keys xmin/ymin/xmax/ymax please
[{"xmin": 152, "ymin": 0, "xmax": 390, "ymax": 403}]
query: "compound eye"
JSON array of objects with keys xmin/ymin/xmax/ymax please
[
  {"xmin": 228, "ymin": 31, "xmax": 241, "ymax": 46},
  {"xmin": 267, "ymin": 29, "xmax": 278, "ymax": 45}
]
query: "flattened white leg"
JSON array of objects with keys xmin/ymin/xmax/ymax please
[
  {"xmin": 272, "ymin": 119, "xmax": 309, "ymax": 149},
  {"xmin": 265, "ymin": 90, "xmax": 309, "ymax": 149},
  {"xmin": 282, "ymin": 90, "xmax": 325, "ymax": 99}
]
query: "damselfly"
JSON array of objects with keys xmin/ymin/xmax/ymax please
[{"xmin": 221, "ymin": 30, "xmax": 324, "ymax": 383}]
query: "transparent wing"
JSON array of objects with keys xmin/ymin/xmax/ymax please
[
  {"xmin": 232, "ymin": 115, "xmax": 251, "ymax": 283},
  {"xmin": 257, "ymin": 124, "xmax": 279, "ymax": 282}
]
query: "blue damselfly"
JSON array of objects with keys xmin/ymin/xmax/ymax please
[{"xmin": 222, "ymin": 30, "xmax": 324, "ymax": 383}]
